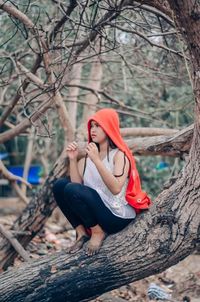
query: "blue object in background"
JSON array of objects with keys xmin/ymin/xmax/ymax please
[
  {"xmin": 0, "ymin": 153, "xmax": 8, "ymax": 160},
  {"xmin": 155, "ymin": 161, "xmax": 170, "ymax": 170},
  {"xmin": 7, "ymin": 166, "xmax": 42, "ymax": 185}
]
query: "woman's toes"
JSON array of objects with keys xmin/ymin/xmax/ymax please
[
  {"xmin": 67, "ymin": 235, "xmax": 89, "ymax": 254},
  {"xmin": 85, "ymin": 235, "xmax": 105, "ymax": 256}
]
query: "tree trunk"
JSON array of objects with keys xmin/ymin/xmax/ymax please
[
  {"xmin": 0, "ymin": 171, "xmax": 199, "ymax": 302},
  {"xmin": 21, "ymin": 127, "xmax": 35, "ymax": 195},
  {"xmin": 77, "ymin": 39, "xmax": 103, "ymax": 140},
  {"xmin": 67, "ymin": 62, "xmax": 83, "ymax": 130}
]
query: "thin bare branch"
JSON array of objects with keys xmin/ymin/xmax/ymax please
[
  {"xmin": 0, "ymin": 160, "xmax": 31, "ymax": 188},
  {"xmin": 0, "ymin": 224, "xmax": 30, "ymax": 262}
]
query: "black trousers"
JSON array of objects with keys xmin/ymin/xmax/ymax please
[{"xmin": 52, "ymin": 178, "xmax": 133, "ymax": 234}]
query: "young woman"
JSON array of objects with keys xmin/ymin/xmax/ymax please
[{"xmin": 53, "ymin": 108, "xmax": 151, "ymax": 256}]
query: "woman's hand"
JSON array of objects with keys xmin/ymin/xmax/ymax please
[
  {"xmin": 86, "ymin": 143, "xmax": 100, "ymax": 163},
  {"xmin": 66, "ymin": 142, "xmax": 79, "ymax": 160}
]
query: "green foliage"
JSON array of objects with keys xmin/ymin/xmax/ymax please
[{"xmin": 137, "ymin": 156, "xmax": 184, "ymax": 199}]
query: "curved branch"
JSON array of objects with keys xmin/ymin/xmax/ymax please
[
  {"xmin": 0, "ymin": 1, "xmax": 34, "ymax": 29},
  {"xmin": 139, "ymin": 4, "xmax": 174, "ymax": 26},
  {"xmin": 107, "ymin": 22, "xmax": 186, "ymax": 59},
  {"xmin": 136, "ymin": 0, "xmax": 173, "ymax": 19},
  {"xmin": 0, "ymin": 97, "xmax": 54, "ymax": 144},
  {"xmin": 0, "ymin": 160, "xmax": 31, "ymax": 187}
]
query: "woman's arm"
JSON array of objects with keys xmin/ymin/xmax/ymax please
[
  {"xmin": 66, "ymin": 142, "xmax": 83, "ymax": 183},
  {"xmin": 86, "ymin": 143, "xmax": 129, "ymax": 195},
  {"xmin": 69, "ymin": 158, "xmax": 83, "ymax": 183},
  {"xmin": 95, "ymin": 151, "xmax": 129, "ymax": 194}
]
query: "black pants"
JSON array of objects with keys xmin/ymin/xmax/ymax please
[{"xmin": 52, "ymin": 178, "xmax": 133, "ymax": 234}]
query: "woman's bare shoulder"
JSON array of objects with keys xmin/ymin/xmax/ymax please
[{"xmin": 114, "ymin": 149, "xmax": 127, "ymax": 160}]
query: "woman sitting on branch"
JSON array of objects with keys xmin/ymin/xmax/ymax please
[{"xmin": 53, "ymin": 108, "xmax": 151, "ymax": 256}]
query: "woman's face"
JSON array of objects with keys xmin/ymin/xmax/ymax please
[{"xmin": 90, "ymin": 121, "xmax": 107, "ymax": 144}]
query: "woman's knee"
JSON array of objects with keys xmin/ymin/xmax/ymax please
[
  {"xmin": 52, "ymin": 178, "xmax": 70, "ymax": 197},
  {"xmin": 63, "ymin": 182, "xmax": 83, "ymax": 199}
]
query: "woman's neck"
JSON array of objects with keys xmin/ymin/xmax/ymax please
[{"xmin": 99, "ymin": 141, "xmax": 109, "ymax": 153}]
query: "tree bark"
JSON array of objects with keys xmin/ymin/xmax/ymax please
[
  {"xmin": 129, "ymin": 124, "xmax": 193, "ymax": 156},
  {"xmin": 120, "ymin": 127, "xmax": 178, "ymax": 137}
]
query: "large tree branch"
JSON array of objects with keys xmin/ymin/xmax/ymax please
[
  {"xmin": 120, "ymin": 127, "xmax": 178, "ymax": 137},
  {"xmin": 0, "ymin": 97, "xmax": 55, "ymax": 144},
  {"xmin": 0, "ymin": 0, "xmax": 35, "ymax": 29},
  {"xmin": 137, "ymin": 0, "xmax": 173, "ymax": 18},
  {"xmin": 128, "ymin": 124, "xmax": 193, "ymax": 156},
  {"xmin": 139, "ymin": 4, "xmax": 174, "ymax": 25},
  {"xmin": 0, "ymin": 167, "xmax": 199, "ymax": 301}
]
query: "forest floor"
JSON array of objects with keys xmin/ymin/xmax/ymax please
[{"xmin": 0, "ymin": 207, "xmax": 199, "ymax": 302}]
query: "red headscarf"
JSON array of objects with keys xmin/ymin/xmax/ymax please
[{"xmin": 88, "ymin": 108, "xmax": 151, "ymax": 212}]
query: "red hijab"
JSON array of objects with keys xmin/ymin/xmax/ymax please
[{"xmin": 88, "ymin": 108, "xmax": 151, "ymax": 212}]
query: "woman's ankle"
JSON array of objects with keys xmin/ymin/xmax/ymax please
[
  {"xmin": 90, "ymin": 224, "xmax": 105, "ymax": 237},
  {"xmin": 75, "ymin": 225, "xmax": 88, "ymax": 239}
]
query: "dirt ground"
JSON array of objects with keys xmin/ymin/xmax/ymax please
[{"xmin": 0, "ymin": 210, "xmax": 199, "ymax": 302}]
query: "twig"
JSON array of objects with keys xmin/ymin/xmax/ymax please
[
  {"xmin": 0, "ymin": 224, "xmax": 30, "ymax": 262},
  {"xmin": 12, "ymin": 182, "xmax": 29, "ymax": 205},
  {"xmin": 106, "ymin": 22, "xmax": 187, "ymax": 59},
  {"xmin": 0, "ymin": 160, "xmax": 32, "ymax": 188}
]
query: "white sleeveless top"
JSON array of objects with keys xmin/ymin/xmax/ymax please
[{"xmin": 83, "ymin": 149, "xmax": 136, "ymax": 219}]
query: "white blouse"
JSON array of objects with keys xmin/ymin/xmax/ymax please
[{"xmin": 83, "ymin": 149, "xmax": 136, "ymax": 219}]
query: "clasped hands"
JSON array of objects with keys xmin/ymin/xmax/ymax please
[{"xmin": 66, "ymin": 142, "xmax": 100, "ymax": 163}]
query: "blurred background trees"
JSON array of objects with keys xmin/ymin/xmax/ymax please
[{"xmin": 0, "ymin": 0, "xmax": 194, "ymax": 198}]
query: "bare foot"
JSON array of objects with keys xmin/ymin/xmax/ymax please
[
  {"xmin": 67, "ymin": 235, "xmax": 89, "ymax": 254},
  {"xmin": 85, "ymin": 232, "xmax": 106, "ymax": 256}
]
